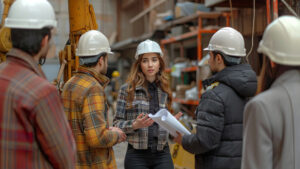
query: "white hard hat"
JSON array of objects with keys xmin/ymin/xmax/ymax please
[
  {"xmin": 204, "ymin": 27, "xmax": 246, "ymax": 57},
  {"xmin": 76, "ymin": 30, "xmax": 113, "ymax": 57},
  {"xmin": 4, "ymin": 0, "xmax": 57, "ymax": 29},
  {"xmin": 135, "ymin": 39, "xmax": 163, "ymax": 60},
  {"xmin": 257, "ymin": 16, "xmax": 300, "ymax": 66}
]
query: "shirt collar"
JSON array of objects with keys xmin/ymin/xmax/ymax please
[
  {"xmin": 271, "ymin": 69, "xmax": 300, "ymax": 88},
  {"xmin": 148, "ymin": 81, "xmax": 157, "ymax": 90},
  {"xmin": 77, "ymin": 66, "xmax": 110, "ymax": 87},
  {"xmin": 6, "ymin": 48, "xmax": 46, "ymax": 78}
]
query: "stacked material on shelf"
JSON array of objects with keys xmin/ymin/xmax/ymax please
[{"xmin": 175, "ymin": 2, "xmax": 210, "ymax": 18}]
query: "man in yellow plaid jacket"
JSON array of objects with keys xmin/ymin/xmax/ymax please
[{"xmin": 62, "ymin": 30, "xmax": 126, "ymax": 169}]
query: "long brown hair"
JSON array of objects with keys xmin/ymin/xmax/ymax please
[
  {"xmin": 126, "ymin": 53, "xmax": 173, "ymax": 113},
  {"xmin": 257, "ymin": 55, "xmax": 300, "ymax": 93},
  {"xmin": 256, "ymin": 56, "xmax": 275, "ymax": 93}
]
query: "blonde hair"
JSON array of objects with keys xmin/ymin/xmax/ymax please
[{"xmin": 126, "ymin": 53, "xmax": 173, "ymax": 113}]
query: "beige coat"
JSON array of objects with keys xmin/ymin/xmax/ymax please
[{"xmin": 242, "ymin": 70, "xmax": 300, "ymax": 169}]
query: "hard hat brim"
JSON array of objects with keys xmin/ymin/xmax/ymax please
[{"xmin": 258, "ymin": 43, "xmax": 300, "ymax": 66}]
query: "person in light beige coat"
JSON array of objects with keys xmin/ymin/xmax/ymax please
[{"xmin": 241, "ymin": 16, "xmax": 300, "ymax": 169}]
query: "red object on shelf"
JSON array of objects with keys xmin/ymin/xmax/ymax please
[
  {"xmin": 173, "ymin": 98, "xmax": 199, "ymax": 105},
  {"xmin": 182, "ymin": 66, "xmax": 197, "ymax": 72},
  {"xmin": 165, "ymin": 66, "xmax": 197, "ymax": 73},
  {"xmin": 165, "ymin": 68, "xmax": 171, "ymax": 73}
]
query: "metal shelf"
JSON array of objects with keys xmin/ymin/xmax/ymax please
[
  {"xmin": 182, "ymin": 66, "xmax": 197, "ymax": 72},
  {"xmin": 165, "ymin": 66, "xmax": 197, "ymax": 73},
  {"xmin": 161, "ymin": 30, "xmax": 198, "ymax": 45},
  {"xmin": 205, "ymin": 0, "xmax": 265, "ymax": 8},
  {"xmin": 161, "ymin": 11, "xmax": 231, "ymax": 101},
  {"xmin": 160, "ymin": 28, "xmax": 219, "ymax": 45},
  {"xmin": 173, "ymin": 98, "xmax": 199, "ymax": 106}
]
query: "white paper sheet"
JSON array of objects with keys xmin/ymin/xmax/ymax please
[{"xmin": 149, "ymin": 109, "xmax": 191, "ymax": 137}]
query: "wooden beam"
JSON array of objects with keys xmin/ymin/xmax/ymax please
[
  {"xmin": 122, "ymin": 0, "xmax": 136, "ymax": 9},
  {"xmin": 117, "ymin": 0, "xmax": 121, "ymax": 41},
  {"xmin": 149, "ymin": 0, "xmax": 158, "ymax": 32},
  {"xmin": 205, "ymin": 0, "xmax": 265, "ymax": 8},
  {"xmin": 205, "ymin": 0, "xmax": 224, "ymax": 7},
  {"xmin": 156, "ymin": 11, "xmax": 224, "ymax": 31},
  {"xmin": 130, "ymin": 0, "xmax": 166, "ymax": 23},
  {"xmin": 196, "ymin": 11, "xmax": 222, "ymax": 19}
]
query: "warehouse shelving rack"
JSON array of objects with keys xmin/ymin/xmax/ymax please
[{"xmin": 161, "ymin": 11, "xmax": 231, "ymax": 106}]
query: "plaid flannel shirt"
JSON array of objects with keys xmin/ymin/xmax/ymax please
[
  {"xmin": 62, "ymin": 66, "xmax": 119, "ymax": 169},
  {"xmin": 113, "ymin": 83, "xmax": 169, "ymax": 151},
  {"xmin": 0, "ymin": 48, "xmax": 76, "ymax": 169}
]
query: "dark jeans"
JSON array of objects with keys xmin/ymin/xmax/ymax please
[{"xmin": 125, "ymin": 144, "xmax": 174, "ymax": 169}]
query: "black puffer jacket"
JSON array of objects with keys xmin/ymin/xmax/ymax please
[{"xmin": 181, "ymin": 64, "xmax": 257, "ymax": 169}]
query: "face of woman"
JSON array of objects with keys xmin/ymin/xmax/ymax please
[{"xmin": 140, "ymin": 53, "xmax": 160, "ymax": 82}]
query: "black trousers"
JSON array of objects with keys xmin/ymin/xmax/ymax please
[{"xmin": 124, "ymin": 144, "xmax": 174, "ymax": 169}]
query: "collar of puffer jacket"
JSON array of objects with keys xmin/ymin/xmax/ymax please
[{"xmin": 203, "ymin": 64, "xmax": 257, "ymax": 98}]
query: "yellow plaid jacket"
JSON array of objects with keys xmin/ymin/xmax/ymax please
[{"xmin": 62, "ymin": 66, "xmax": 119, "ymax": 169}]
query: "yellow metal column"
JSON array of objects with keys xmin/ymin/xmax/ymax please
[
  {"xmin": 0, "ymin": 0, "xmax": 14, "ymax": 63},
  {"xmin": 59, "ymin": 0, "xmax": 98, "ymax": 83}
]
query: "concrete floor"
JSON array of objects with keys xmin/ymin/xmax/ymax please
[
  {"xmin": 113, "ymin": 142, "xmax": 127, "ymax": 169},
  {"xmin": 109, "ymin": 107, "xmax": 127, "ymax": 169}
]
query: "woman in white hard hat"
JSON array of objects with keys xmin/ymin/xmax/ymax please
[
  {"xmin": 113, "ymin": 39, "xmax": 181, "ymax": 169},
  {"xmin": 242, "ymin": 16, "xmax": 300, "ymax": 169}
]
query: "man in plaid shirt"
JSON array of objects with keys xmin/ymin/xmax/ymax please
[
  {"xmin": 62, "ymin": 30, "xmax": 126, "ymax": 169},
  {"xmin": 0, "ymin": 0, "xmax": 76, "ymax": 169}
]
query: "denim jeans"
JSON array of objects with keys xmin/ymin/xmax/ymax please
[{"xmin": 124, "ymin": 144, "xmax": 174, "ymax": 169}]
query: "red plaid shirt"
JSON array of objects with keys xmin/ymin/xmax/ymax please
[{"xmin": 0, "ymin": 48, "xmax": 76, "ymax": 169}]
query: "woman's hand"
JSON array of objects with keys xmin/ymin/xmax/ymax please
[
  {"xmin": 173, "ymin": 131, "xmax": 183, "ymax": 144},
  {"xmin": 174, "ymin": 112, "xmax": 183, "ymax": 120},
  {"xmin": 132, "ymin": 113, "xmax": 154, "ymax": 130}
]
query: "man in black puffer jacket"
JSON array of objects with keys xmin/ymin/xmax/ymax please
[{"xmin": 174, "ymin": 27, "xmax": 257, "ymax": 169}]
